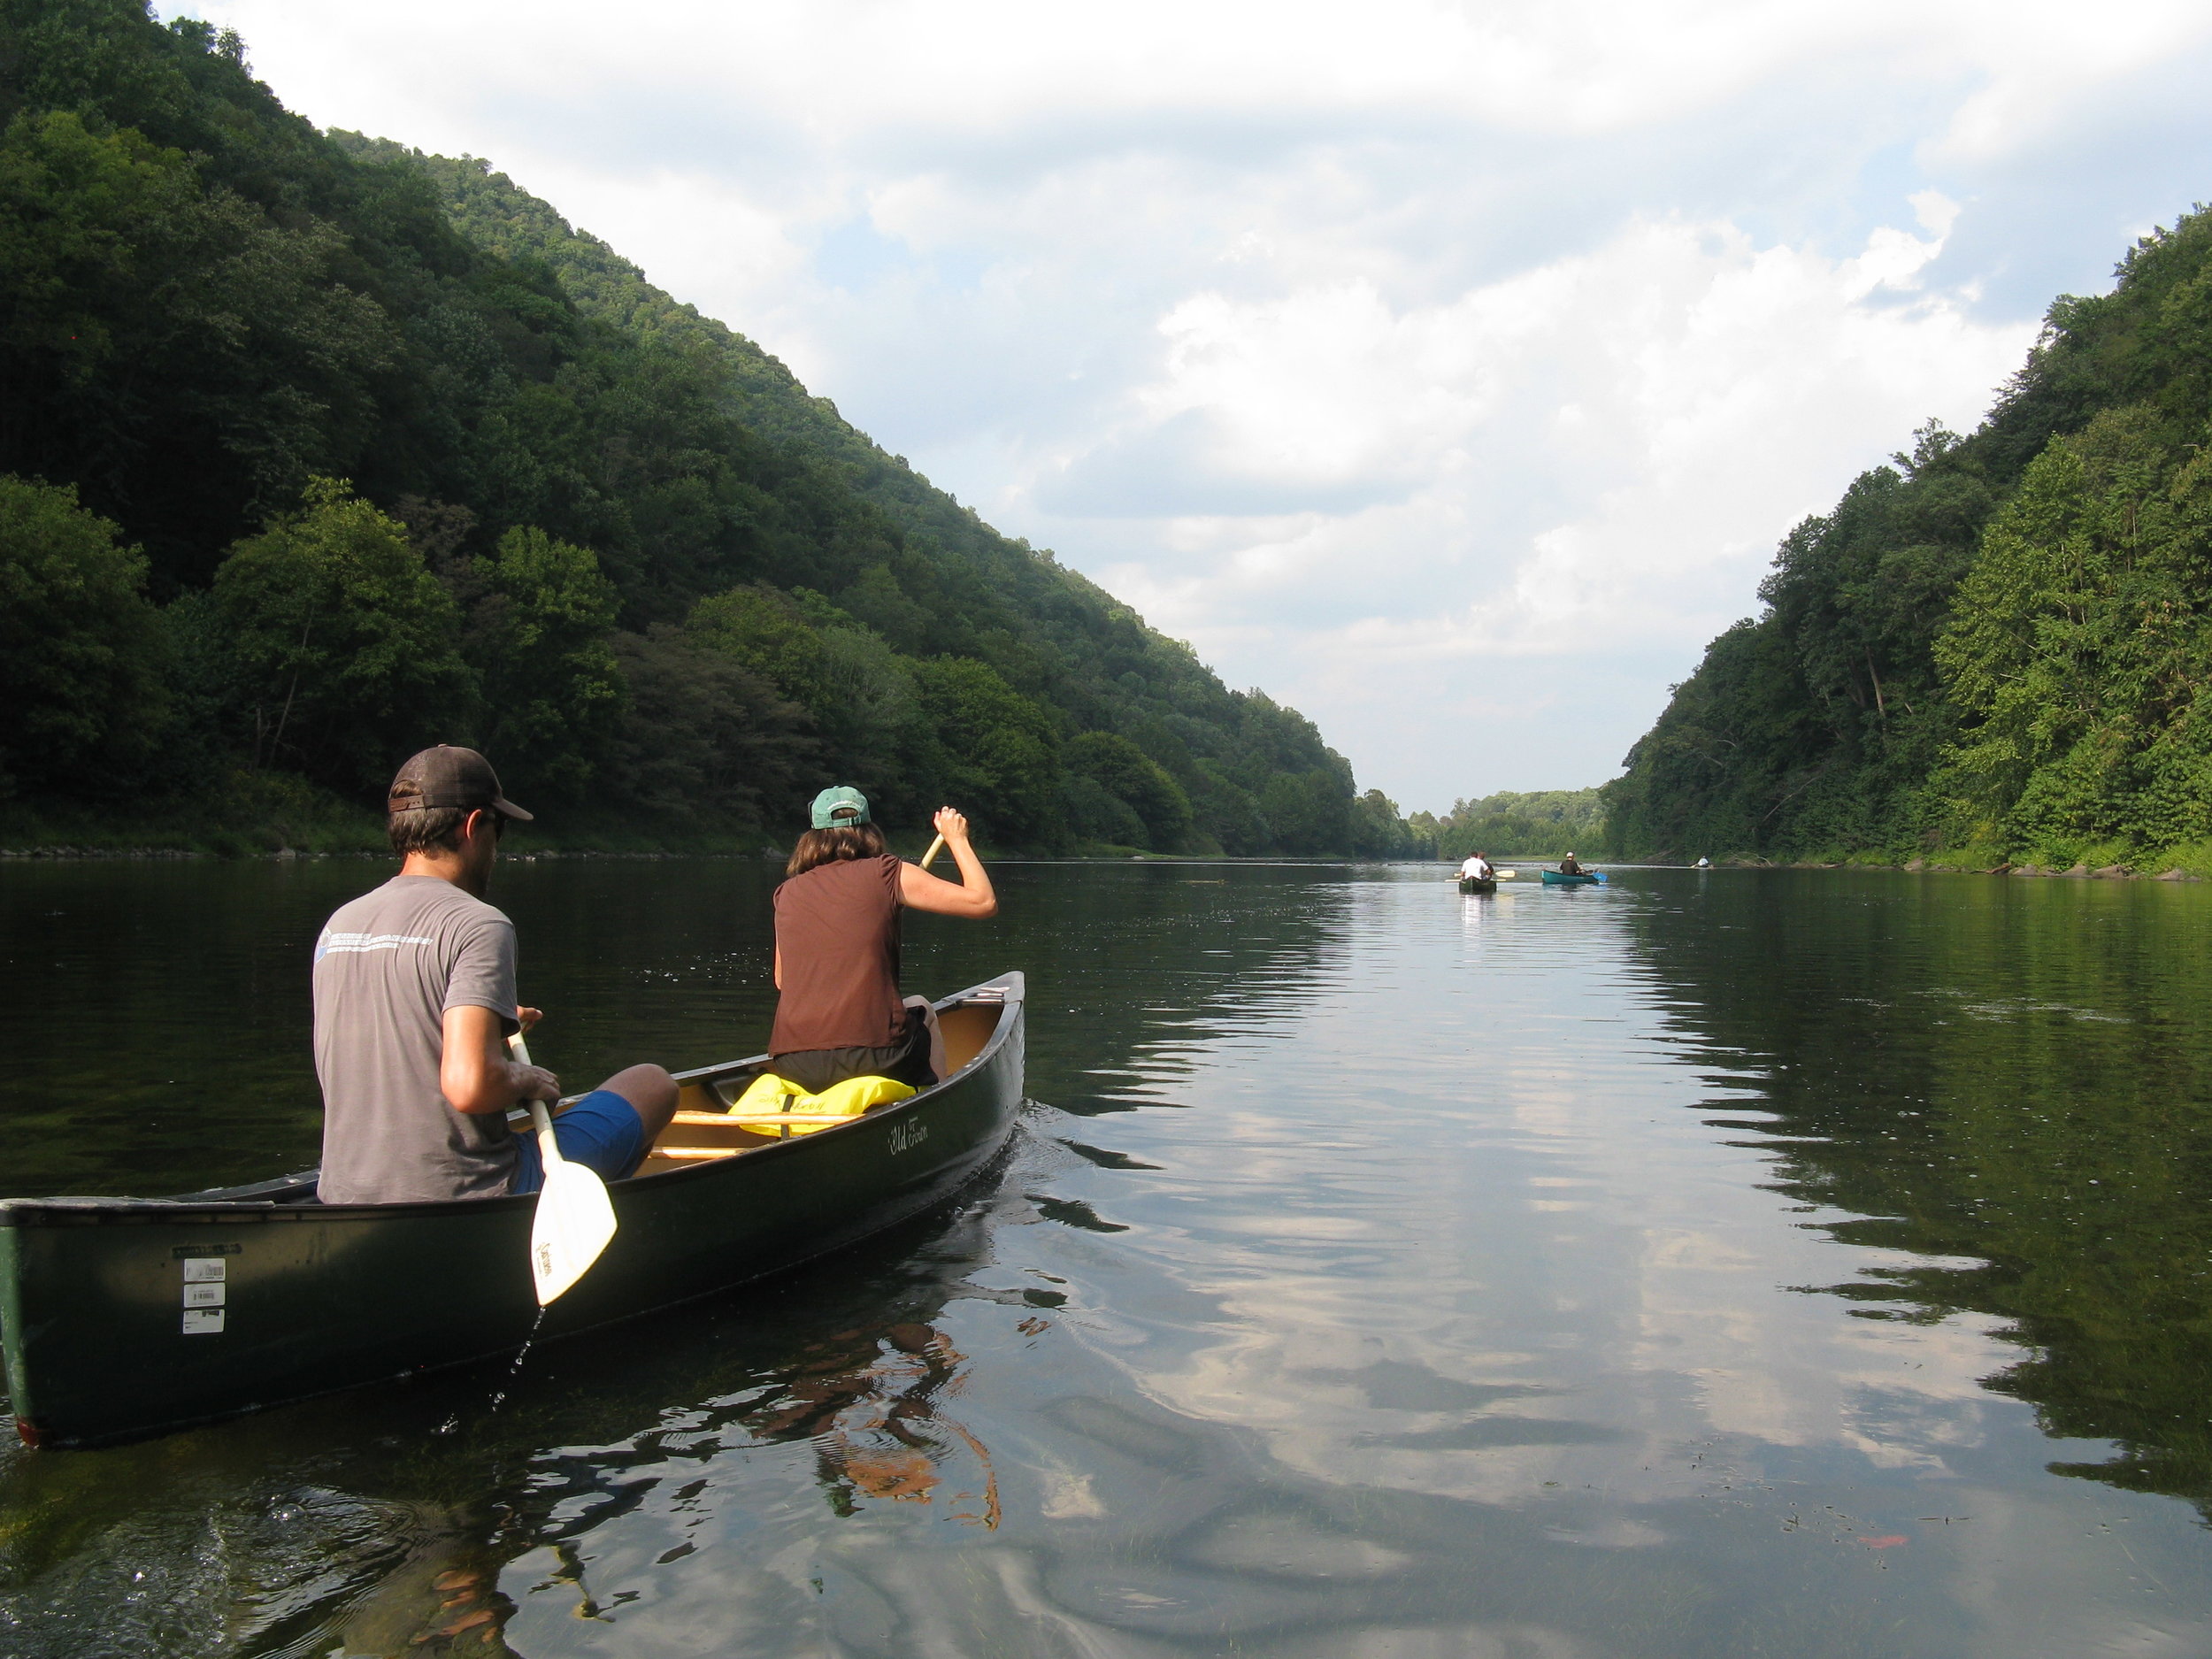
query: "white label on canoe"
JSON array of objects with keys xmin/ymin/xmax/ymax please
[
  {"xmin": 181, "ymin": 1309, "xmax": 226, "ymax": 1335},
  {"xmin": 182, "ymin": 1259, "xmax": 227, "ymax": 1283},
  {"xmin": 183, "ymin": 1282, "xmax": 226, "ymax": 1308}
]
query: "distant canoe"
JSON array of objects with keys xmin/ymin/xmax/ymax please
[
  {"xmin": 1540, "ymin": 870, "xmax": 1603, "ymax": 886},
  {"xmin": 1457, "ymin": 877, "xmax": 1497, "ymax": 894}
]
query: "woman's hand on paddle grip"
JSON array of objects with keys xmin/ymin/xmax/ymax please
[{"xmin": 902, "ymin": 807, "xmax": 997, "ymax": 918}]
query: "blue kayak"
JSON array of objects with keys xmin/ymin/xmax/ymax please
[{"xmin": 1540, "ymin": 869, "xmax": 1605, "ymax": 886}]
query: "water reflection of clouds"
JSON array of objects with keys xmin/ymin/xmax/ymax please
[{"xmin": 1062, "ymin": 872, "xmax": 2129, "ymax": 1539}]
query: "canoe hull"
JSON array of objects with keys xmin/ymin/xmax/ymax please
[
  {"xmin": 1, "ymin": 974, "xmax": 1025, "ymax": 1448},
  {"xmin": 1540, "ymin": 870, "xmax": 1602, "ymax": 886},
  {"xmin": 1456, "ymin": 878, "xmax": 1496, "ymax": 894}
]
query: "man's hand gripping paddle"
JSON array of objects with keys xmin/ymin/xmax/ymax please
[{"xmin": 507, "ymin": 1031, "xmax": 617, "ymax": 1305}]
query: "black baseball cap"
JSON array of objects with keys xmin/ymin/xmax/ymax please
[{"xmin": 388, "ymin": 745, "xmax": 533, "ymax": 821}]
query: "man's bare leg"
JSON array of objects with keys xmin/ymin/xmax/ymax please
[{"xmin": 595, "ymin": 1063, "xmax": 680, "ymax": 1147}]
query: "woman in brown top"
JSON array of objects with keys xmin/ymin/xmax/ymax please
[{"xmin": 769, "ymin": 787, "xmax": 997, "ymax": 1093}]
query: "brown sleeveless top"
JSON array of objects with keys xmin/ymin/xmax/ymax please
[{"xmin": 770, "ymin": 855, "xmax": 905, "ymax": 1053}]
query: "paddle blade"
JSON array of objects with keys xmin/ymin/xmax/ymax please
[{"xmin": 530, "ymin": 1159, "xmax": 616, "ymax": 1305}]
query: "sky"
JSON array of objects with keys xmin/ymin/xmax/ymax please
[{"xmin": 177, "ymin": 0, "xmax": 2212, "ymax": 810}]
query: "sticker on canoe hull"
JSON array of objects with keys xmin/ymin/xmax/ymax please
[
  {"xmin": 182, "ymin": 1259, "xmax": 227, "ymax": 1283},
  {"xmin": 181, "ymin": 1309, "xmax": 226, "ymax": 1335},
  {"xmin": 889, "ymin": 1119, "xmax": 929, "ymax": 1155},
  {"xmin": 183, "ymin": 1282, "xmax": 226, "ymax": 1308}
]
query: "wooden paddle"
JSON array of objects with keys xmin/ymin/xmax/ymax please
[{"xmin": 506, "ymin": 1031, "xmax": 617, "ymax": 1305}]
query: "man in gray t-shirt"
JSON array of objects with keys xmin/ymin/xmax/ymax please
[
  {"xmin": 315, "ymin": 874, "xmax": 526, "ymax": 1202},
  {"xmin": 313, "ymin": 746, "xmax": 678, "ymax": 1206}
]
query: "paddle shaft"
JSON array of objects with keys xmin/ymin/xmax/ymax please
[
  {"xmin": 921, "ymin": 833, "xmax": 946, "ymax": 871},
  {"xmin": 507, "ymin": 1033, "xmax": 560, "ymax": 1164}
]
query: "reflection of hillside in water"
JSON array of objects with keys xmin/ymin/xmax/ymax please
[{"xmin": 1618, "ymin": 870, "xmax": 2212, "ymax": 1516}]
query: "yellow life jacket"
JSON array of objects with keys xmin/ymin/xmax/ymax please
[{"xmin": 726, "ymin": 1071, "xmax": 916, "ymax": 1137}]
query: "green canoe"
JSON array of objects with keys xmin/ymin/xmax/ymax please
[
  {"xmin": 1456, "ymin": 877, "xmax": 1497, "ymax": 894},
  {"xmin": 1, "ymin": 972, "xmax": 1025, "ymax": 1448},
  {"xmin": 1540, "ymin": 870, "xmax": 1604, "ymax": 886}
]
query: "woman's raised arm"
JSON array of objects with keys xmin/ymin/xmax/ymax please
[{"xmin": 899, "ymin": 807, "xmax": 997, "ymax": 918}]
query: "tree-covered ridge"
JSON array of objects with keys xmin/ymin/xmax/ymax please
[
  {"xmin": 1414, "ymin": 787, "xmax": 1607, "ymax": 859},
  {"xmin": 0, "ymin": 0, "xmax": 1401, "ymax": 856},
  {"xmin": 1608, "ymin": 205, "xmax": 2212, "ymax": 869}
]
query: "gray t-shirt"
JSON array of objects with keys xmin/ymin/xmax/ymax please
[{"xmin": 312, "ymin": 875, "xmax": 521, "ymax": 1203}]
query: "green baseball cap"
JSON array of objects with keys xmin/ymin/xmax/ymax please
[{"xmin": 810, "ymin": 785, "xmax": 871, "ymax": 829}]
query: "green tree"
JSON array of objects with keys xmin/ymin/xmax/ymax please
[
  {"xmin": 472, "ymin": 526, "xmax": 625, "ymax": 797},
  {"xmin": 1063, "ymin": 773, "xmax": 1148, "ymax": 849},
  {"xmin": 912, "ymin": 658, "xmax": 1061, "ymax": 846},
  {"xmin": 0, "ymin": 108, "xmax": 396, "ymax": 573},
  {"xmin": 1351, "ymin": 788, "xmax": 1430, "ymax": 857},
  {"xmin": 1258, "ymin": 768, "xmax": 1352, "ymax": 855},
  {"xmin": 689, "ymin": 585, "xmax": 832, "ymax": 703},
  {"xmin": 1067, "ymin": 730, "xmax": 1194, "ymax": 850},
  {"xmin": 1932, "ymin": 408, "xmax": 2212, "ymax": 857},
  {"xmin": 211, "ymin": 478, "xmax": 469, "ymax": 790},
  {"xmin": 602, "ymin": 625, "xmax": 816, "ymax": 830},
  {"xmin": 0, "ymin": 474, "xmax": 169, "ymax": 795},
  {"xmin": 687, "ymin": 584, "xmax": 930, "ymax": 822}
]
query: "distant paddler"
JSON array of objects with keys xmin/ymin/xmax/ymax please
[
  {"xmin": 1457, "ymin": 851, "xmax": 1495, "ymax": 882},
  {"xmin": 769, "ymin": 787, "xmax": 997, "ymax": 1095},
  {"xmin": 1557, "ymin": 851, "xmax": 1588, "ymax": 877}
]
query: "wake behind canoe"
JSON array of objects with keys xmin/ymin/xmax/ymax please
[{"xmin": 1, "ymin": 973, "xmax": 1025, "ymax": 1448}]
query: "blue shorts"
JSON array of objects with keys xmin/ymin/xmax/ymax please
[{"xmin": 510, "ymin": 1089, "xmax": 647, "ymax": 1194}]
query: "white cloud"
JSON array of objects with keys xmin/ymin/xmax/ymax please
[{"xmin": 185, "ymin": 0, "xmax": 2212, "ymax": 806}]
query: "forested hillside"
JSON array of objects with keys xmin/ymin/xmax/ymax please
[
  {"xmin": 0, "ymin": 0, "xmax": 1403, "ymax": 856},
  {"xmin": 1607, "ymin": 205, "xmax": 2212, "ymax": 871},
  {"xmin": 1411, "ymin": 789, "xmax": 1606, "ymax": 858}
]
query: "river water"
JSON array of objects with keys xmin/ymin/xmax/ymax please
[{"xmin": 4, "ymin": 858, "xmax": 2211, "ymax": 1657}]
